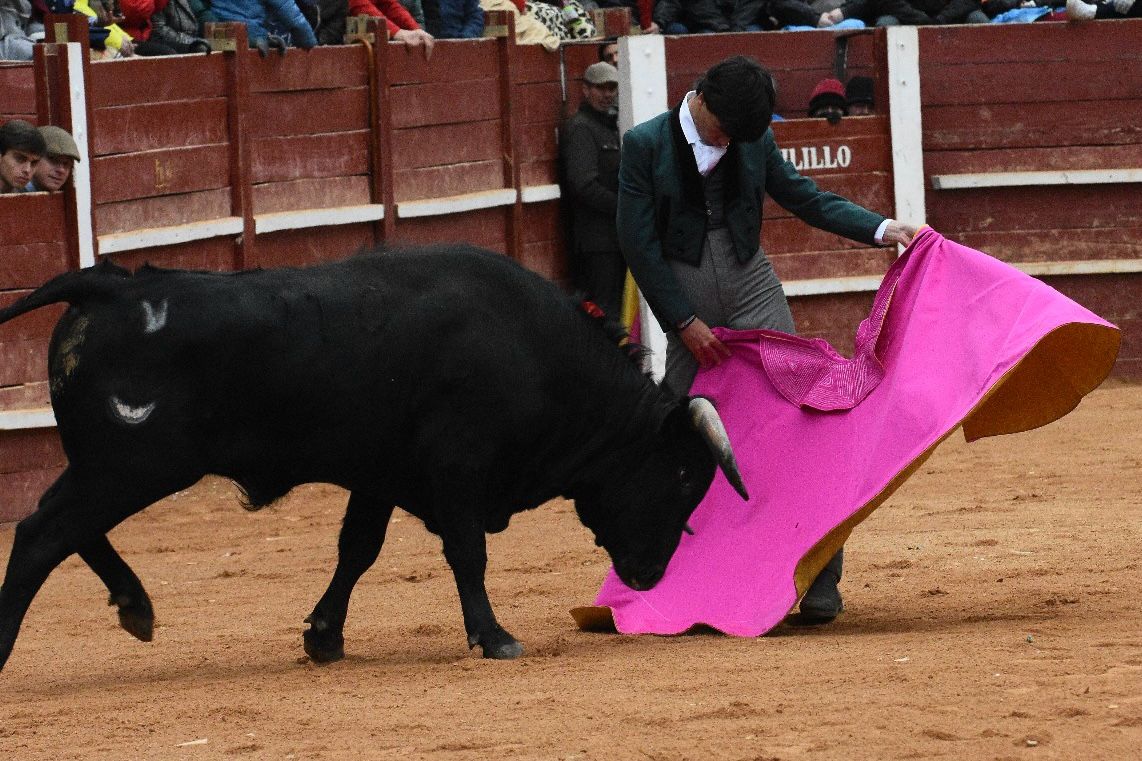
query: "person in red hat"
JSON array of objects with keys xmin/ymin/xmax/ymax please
[{"xmin": 808, "ymin": 77, "xmax": 847, "ymax": 124}]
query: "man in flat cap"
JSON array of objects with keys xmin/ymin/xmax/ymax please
[
  {"xmin": 27, "ymin": 125, "xmax": 81, "ymax": 192},
  {"xmin": 560, "ymin": 61, "xmax": 624, "ymax": 317}
]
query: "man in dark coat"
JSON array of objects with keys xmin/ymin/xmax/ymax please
[
  {"xmin": 618, "ymin": 56, "xmax": 916, "ymax": 623},
  {"xmin": 561, "ymin": 61, "xmax": 624, "ymax": 317},
  {"xmin": 653, "ymin": 0, "xmax": 766, "ymax": 33}
]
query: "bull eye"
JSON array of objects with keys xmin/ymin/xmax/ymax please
[{"xmin": 678, "ymin": 465, "xmax": 689, "ymax": 484}]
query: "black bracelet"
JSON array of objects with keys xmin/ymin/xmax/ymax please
[{"xmin": 677, "ymin": 315, "xmax": 697, "ymax": 331}]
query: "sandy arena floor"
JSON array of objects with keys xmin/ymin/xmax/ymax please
[{"xmin": 1, "ymin": 383, "xmax": 1139, "ymax": 760}]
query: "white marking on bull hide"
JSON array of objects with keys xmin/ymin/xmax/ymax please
[
  {"xmin": 109, "ymin": 396, "xmax": 156, "ymax": 425},
  {"xmin": 142, "ymin": 300, "xmax": 169, "ymax": 333}
]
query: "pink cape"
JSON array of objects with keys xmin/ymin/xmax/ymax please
[{"xmin": 572, "ymin": 227, "xmax": 1120, "ymax": 637}]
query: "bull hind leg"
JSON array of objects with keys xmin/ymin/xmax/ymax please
[
  {"xmin": 79, "ymin": 536, "xmax": 154, "ymax": 642},
  {"xmin": 438, "ymin": 512, "xmax": 524, "ymax": 660},
  {"xmin": 0, "ymin": 468, "xmax": 163, "ymax": 671},
  {"xmin": 303, "ymin": 493, "xmax": 395, "ymax": 663}
]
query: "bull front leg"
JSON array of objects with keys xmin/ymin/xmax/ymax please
[
  {"xmin": 303, "ymin": 493, "xmax": 395, "ymax": 663},
  {"xmin": 438, "ymin": 512, "xmax": 523, "ymax": 660},
  {"xmin": 79, "ymin": 535, "xmax": 154, "ymax": 642}
]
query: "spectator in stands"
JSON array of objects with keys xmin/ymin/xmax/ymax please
[
  {"xmin": 398, "ymin": 0, "xmax": 425, "ymax": 24},
  {"xmin": 0, "ymin": 119, "xmax": 44, "ymax": 193},
  {"xmin": 478, "ymin": 0, "xmax": 559, "ymax": 51},
  {"xmin": 1066, "ymin": 0, "xmax": 1139, "ymax": 17},
  {"xmin": 528, "ymin": 0, "xmax": 599, "ymax": 41},
  {"xmin": 845, "ymin": 75, "xmax": 874, "ymax": 115},
  {"xmin": 72, "ymin": 0, "xmax": 137, "ymax": 58},
  {"xmin": 150, "ymin": 0, "xmax": 214, "ymax": 52},
  {"xmin": 808, "ymin": 77, "xmax": 846, "ymax": 123},
  {"xmin": 422, "ymin": 0, "xmax": 483, "ymax": 37},
  {"xmin": 119, "ymin": 0, "xmax": 185, "ymax": 54},
  {"xmin": 598, "ymin": 38, "xmax": 617, "ymax": 66},
  {"xmin": 561, "ymin": 61, "xmax": 624, "ymax": 317},
  {"xmin": 818, "ymin": 0, "xmax": 987, "ymax": 25},
  {"xmin": 0, "ymin": 0, "xmax": 43, "ymax": 61},
  {"xmin": 26, "ymin": 125, "xmax": 79, "ymax": 191},
  {"xmin": 593, "ymin": 0, "xmax": 661, "ymax": 32},
  {"xmin": 210, "ymin": 0, "xmax": 318, "ymax": 54},
  {"xmin": 350, "ymin": 0, "xmax": 435, "ymax": 51},
  {"xmin": 653, "ymin": 0, "xmax": 766, "ymax": 33}
]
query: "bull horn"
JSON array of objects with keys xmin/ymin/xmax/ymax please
[{"xmin": 688, "ymin": 397, "xmax": 749, "ymax": 501}]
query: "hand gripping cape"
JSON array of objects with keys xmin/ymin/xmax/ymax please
[{"xmin": 571, "ymin": 227, "xmax": 1120, "ymax": 637}]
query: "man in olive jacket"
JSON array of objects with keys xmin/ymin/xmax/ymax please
[
  {"xmin": 618, "ymin": 56, "xmax": 915, "ymax": 623},
  {"xmin": 562, "ymin": 61, "xmax": 624, "ymax": 317}
]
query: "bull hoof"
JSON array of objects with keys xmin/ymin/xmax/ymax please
[
  {"xmin": 302, "ymin": 616, "xmax": 345, "ymax": 663},
  {"xmin": 110, "ymin": 594, "xmax": 154, "ymax": 642},
  {"xmin": 482, "ymin": 640, "xmax": 524, "ymax": 660},
  {"xmin": 470, "ymin": 628, "xmax": 524, "ymax": 660}
]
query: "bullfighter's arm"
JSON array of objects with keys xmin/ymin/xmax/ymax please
[
  {"xmin": 762, "ymin": 129, "xmax": 884, "ymax": 245},
  {"xmin": 617, "ymin": 125, "xmax": 694, "ymax": 332}
]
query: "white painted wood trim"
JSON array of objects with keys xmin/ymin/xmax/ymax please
[
  {"xmin": 67, "ymin": 43, "xmax": 95, "ymax": 268},
  {"xmin": 98, "ymin": 217, "xmax": 244, "ymax": 254},
  {"xmin": 620, "ymin": 34, "xmax": 669, "ymax": 379},
  {"xmin": 396, "ymin": 189, "xmax": 517, "ymax": 219},
  {"xmin": 618, "ymin": 33, "xmax": 667, "ymax": 136},
  {"xmin": 783, "ymin": 259, "xmax": 1142, "ymax": 298},
  {"xmin": 254, "ymin": 204, "xmax": 384, "ymax": 234},
  {"xmin": 931, "ymin": 169, "xmax": 1142, "ymax": 190},
  {"xmin": 1017, "ymin": 258, "xmax": 1142, "ymax": 277},
  {"xmin": 784, "ymin": 275, "xmax": 886, "ymax": 297},
  {"xmin": 0, "ymin": 408, "xmax": 56, "ymax": 430},
  {"xmin": 886, "ymin": 26, "xmax": 926, "ymax": 243},
  {"xmin": 520, "ymin": 184, "xmax": 561, "ymax": 203}
]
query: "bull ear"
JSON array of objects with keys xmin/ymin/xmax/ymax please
[{"xmin": 687, "ymin": 397, "xmax": 749, "ymax": 501}]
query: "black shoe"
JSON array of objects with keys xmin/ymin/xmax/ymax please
[{"xmin": 798, "ymin": 547, "xmax": 844, "ymax": 624}]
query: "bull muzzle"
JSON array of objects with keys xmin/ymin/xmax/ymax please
[{"xmin": 688, "ymin": 397, "xmax": 749, "ymax": 501}]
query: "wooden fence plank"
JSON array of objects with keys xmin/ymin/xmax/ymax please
[
  {"xmin": 0, "ymin": 464, "xmax": 64, "ymax": 523},
  {"xmin": 928, "ymin": 186, "xmax": 1142, "ymax": 234},
  {"xmin": 0, "ymin": 63, "xmax": 36, "ymax": 121},
  {"xmin": 255, "ymin": 224, "xmax": 375, "ymax": 268},
  {"xmin": 249, "ymin": 131, "xmax": 370, "ymax": 183},
  {"xmin": 391, "ymin": 120, "xmax": 502, "ymax": 171},
  {"xmin": 926, "ymin": 144, "xmax": 1142, "ymax": 176},
  {"xmin": 388, "ymin": 80, "xmax": 500, "ymax": 128},
  {"xmin": 106, "ymin": 235, "xmax": 236, "ymax": 272},
  {"xmin": 95, "ymin": 187, "xmax": 232, "ymax": 235},
  {"xmin": 919, "ymin": 21, "xmax": 1142, "ymax": 66},
  {"xmin": 246, "ymin": 88, "xmax": 369, "ymax": 139},
  {"xmin": 92, "ymin": 99, "xmax": 229, "ymax": 156},
  {"xmin": 247, "ymin": 46, "xmax": 368, "ymax": 93},
  {"xmin": 0, "ymin": 243, "xmax": 70, "ymax": 288},
  {"xmin": 92, "ymin": 144, "xmax": 230, "ymax": 204},
  {"xmin": 252, "ymin": 175, "xmax": 372, "ymax": 214},
  {"xmin": 387, "ymin": 38, "xmax": 499, "ymax": 84},
  {"xmin": 923, "ymin": 99, "xmax": 1142, "ymax": 151},
  {"xmin": 951, "ymin": 228, "xmax": 1142, "ymax": 264},
  {"xmin": 88, "ymin": 55, "xmax": 228, "ymax": 108},
  {"xmin": 920, "ymin": 62, "xmax": 1141, "ymax": 108},
  {"xmin": 0, "ymin": 193, "xmax": 68, "ymax": 244},
  {"xmin": 391, "ymin": 207, "xmax": 508, "ymax": 251},
  {"xmin": 393, "ymin": 161, "xmax": 505, "ymax": 202}
]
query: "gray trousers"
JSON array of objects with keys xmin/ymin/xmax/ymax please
[{"xmin": 664, "ymin": 228, "xmax": 794, "ymax": 395}]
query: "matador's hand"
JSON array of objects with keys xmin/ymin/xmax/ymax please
[{"xmin": 679, "ymin": 318, "xmax": 732, "ymax": 370}]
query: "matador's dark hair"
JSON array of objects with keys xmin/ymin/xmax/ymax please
[{"xmin": 694, "ymin": 56, "xmax": 776, "ymax": 144}]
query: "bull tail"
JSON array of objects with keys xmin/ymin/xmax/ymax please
[{"xmin": 0, "ymin": 260, "xmax": 130, "ymax": 326}]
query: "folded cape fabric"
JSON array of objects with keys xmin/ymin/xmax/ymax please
[{"xmin": 572, "ymin": 227, "xmax": 1119, "ymax": 636}]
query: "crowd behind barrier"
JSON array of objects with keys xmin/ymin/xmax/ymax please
[{"xmin": 2, "ymin": 0, "xmax": 1141, "ymax": 65}]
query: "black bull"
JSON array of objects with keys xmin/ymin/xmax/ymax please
[{"xmin": 0, "ymin": 245, "xmax": 747, "ymax": 671}]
